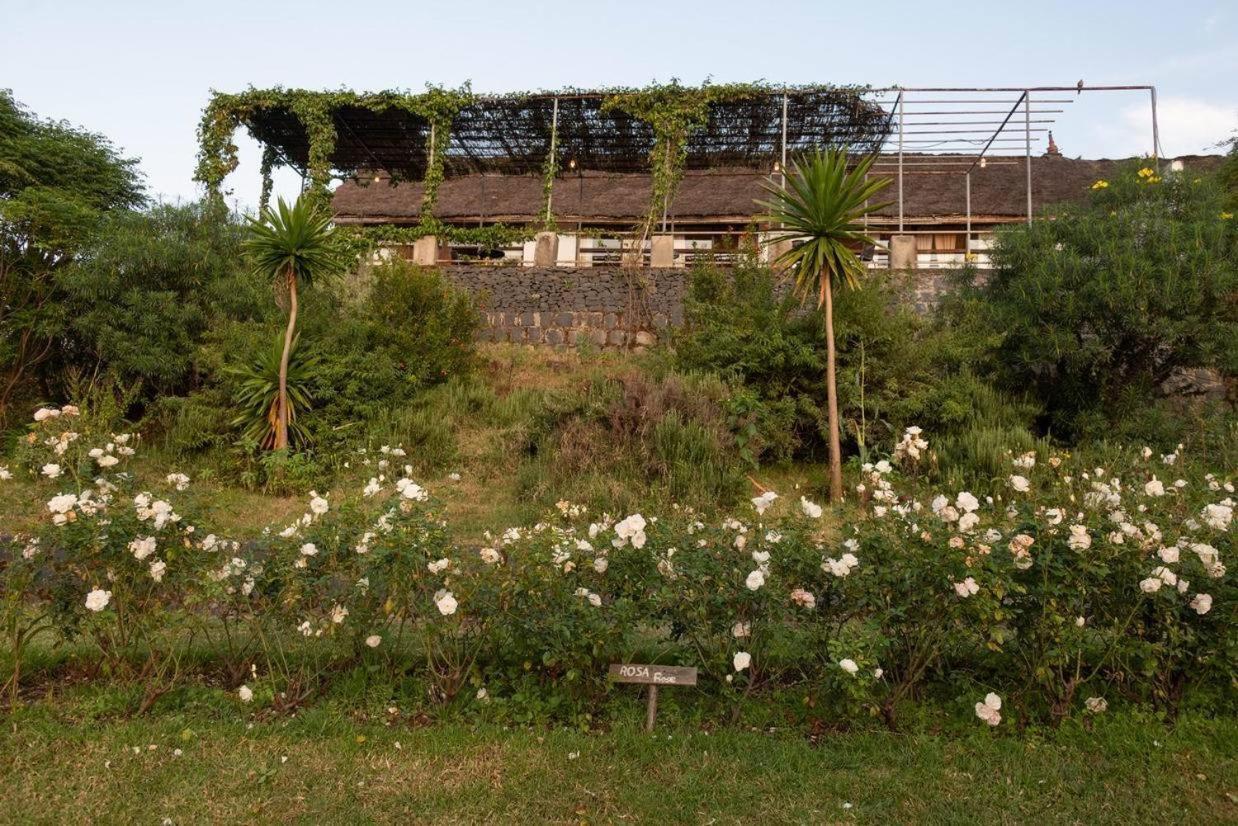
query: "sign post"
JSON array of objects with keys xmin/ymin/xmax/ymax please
[{"xmin": 608, "ymin": 664, "xmax": 697, "ymax": 732}]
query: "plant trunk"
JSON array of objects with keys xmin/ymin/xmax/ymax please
[
  {"xmin": 274, "ymin": 266, "xmax": 297, "ymax": 451},
  {"xmin": 822, "ymin": 275, "xmax": 843, "ymax": 502}
]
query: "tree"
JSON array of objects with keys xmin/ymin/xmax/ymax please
[
  {"xmin": 55, "ymin": 203, "xmax": 265, "ymax": 397},
  {"xmin": 242, "ymin": 196, "xmax": 341, "ymax": 450},
  {"xmin": 0, "ymin": 91, "xmax": 144, "ymax": 419},
  {"xmin": 967, "ymin": 162, "xmax": 1236, "ymax": 441},
  {"xmin": 760, "ymin": 150, "xmax": 889, "ymax": 502}
]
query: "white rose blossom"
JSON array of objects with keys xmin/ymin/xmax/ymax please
[
  {"xmin": 434, "ymin": 589, "xmax": 458, "ymax": 616},
  {"xmin": 84, "ymin": 588, "xmax": 111, "ymax": 612},
  {"xmin": 975, "ymin": 692, "xmax": 1002, "ymax": 726}
]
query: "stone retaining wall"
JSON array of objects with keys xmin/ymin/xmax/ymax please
[
  {"xmin": 438, "ymin": 265, "xmax": 972, "ymax": 346},
  {"xmin": 441, "ymin": 266, "xmax": 688, "ymax": 347}
]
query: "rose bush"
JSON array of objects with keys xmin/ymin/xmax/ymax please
[{"xmin": 3, "ymin": 405, "xmax": 1231, "ymax": 729}]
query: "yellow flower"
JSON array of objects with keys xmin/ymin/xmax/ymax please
[
  {"xmin": 1222, "ymin": 212, "xmax": 1234, "ymax": 220},
  {"xmin": 1137, "ymin": 167, "xmax": 1155, "ymax": 178},
  {"xmin": 1091, "ymin": 180, "xmax": 1109, "ymax": 190}
]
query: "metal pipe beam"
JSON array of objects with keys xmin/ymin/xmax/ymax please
[
  {"xmin": 546, "ymin": 97, "xmax": 558, "ymax": 225},
  {"xmin": 965, "ymin": 91, "xmax": 1029, "ymax": 175},
  {"xmin": 897, "ymin": 91, "xmax": 904, "ymax": 233},
  {"xmin": 1024, "ymin": 92, "xmax": 1033, "ymax": 224},
  {"xmin": 1150, "ymin": 86, "xmax": 1161, "ymax": 168}
]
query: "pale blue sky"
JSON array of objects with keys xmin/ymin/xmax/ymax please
[{"xmin": 3, "ymin": 0, "xmax": 1235, "ymax": 211}]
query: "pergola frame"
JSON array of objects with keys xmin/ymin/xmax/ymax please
[
  {"xmin": 201, "ymin": 82, "xmax": 1162, "ymax": 241},
  {"xmin": 866, "ymin": 85, "xmax": 1160, "ymax": 243}
]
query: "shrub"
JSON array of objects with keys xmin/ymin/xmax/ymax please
[
  {"xmin": 673, "ymin": 259, "xmax": 1036, "ymax": 476},
  {"xmin": 53, "ymin": 204, "xmax": 266, "ymax": 400},
  {"xmin": 3, "ymin": 409, "xmax": 1232, "ymax": 727},
  {"xmin": 151, "ymin": 260, "xmax": 479, "ymax": 485},
  {"xmin": 6, "ymin": 401, "xmax": 203, "ymax": 711},
  {"xmin": 948, "ymin": 162, "xmax": 1237, "ymax": 442},
  {"xmin": 516, "ymin": 368, "xmax": 747, "ymax": 513}
]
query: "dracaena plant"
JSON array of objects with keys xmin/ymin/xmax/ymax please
[
  {"xmin": 759, "ymin": 150, "xmax": 890, "ymax": 502},
  {"xmin": 243, "ymin": 196, "xmax": 342, "ymax": 450}
]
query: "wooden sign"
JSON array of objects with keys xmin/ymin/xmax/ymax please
[
  {"xmin": 609, "ymin": 664, "xmax": 697, "ymax": 731},
  {"xmin": 608, "ymin": 664, "xmax": 698, "ymax": 686}
]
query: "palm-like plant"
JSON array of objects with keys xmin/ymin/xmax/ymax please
[
  {"xmin": 227, "ymin": 333, "xmax": 316, "ymax": 449},
  {"xmin": 243, "ymin": 196, "xmax": 341, "ymax": 450},
  {"xmin": 760, "ymin": 150, "xmax": 890, "ymax": 502}
]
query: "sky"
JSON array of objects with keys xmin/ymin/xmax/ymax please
[{"xmin": 3, "ymin": 0, "xmax": 1235, "ymax": 212}]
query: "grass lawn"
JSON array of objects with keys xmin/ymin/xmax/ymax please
[{"xmin": 1, "ymin": 699, "xmax": 1233, "ymax": 824}]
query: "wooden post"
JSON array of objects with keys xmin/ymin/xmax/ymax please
[{"xmin": 609, "ymin": 663, "xmax": 696, "ymax": 733}]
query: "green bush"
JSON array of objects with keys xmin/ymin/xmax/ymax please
[
  {"xmin": 515, "ymin": 368, "xmax": 747, "ymax": 513},
  {"xmin": 53, "ymin": 203, "xmax": 267, "ymax": 399},
  {"xmin": 153, "ymin": 260, "xmax": 479, "ymax": 483},
  {"xmin": 673, "ymin": 259, "xmax": 1036, "ymax": 478},
  {"xmin": 7, "ymin": 415, "xmax": 1231, "ymax": 724},
  {"xmin": 946, "ymin": 162, "xmax": 1237, "ymax": 443},
  {"xmin": 295, "ymin": 260, "xmax": 479, "ymax": 450}
]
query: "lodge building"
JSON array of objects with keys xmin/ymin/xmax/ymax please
[{"xmin": 331, "ymin": 151, "xmax": 1224, "ymax": 269}]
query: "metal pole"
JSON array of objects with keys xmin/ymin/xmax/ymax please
[
  {"xmin": 896, "ymin": 91, "xmax": 906, "ymax": 232},
  {"xmin": 660, "ymin": 140, "xmax": 670, "ymax": 233},
  {"xmin": 780, "ymin": 91, "xmax": 788, "ymax": 191},
  {"xmin": 964, "ymin": 91, "xmax": 1028, "ymax": 176},
  {"xmin": 547, "ymin": 97, "xmax": 559, "ymax": 225},
  {"xmin": 965, "ymin": 171, "xmax": 971, "ymax": 257},
  {"xmin": 1150, "ymin": 86, "xmax": 1160, "ymax": 169},
  {"xmin": 1024, "ymin": 91, "xmax": 1032, "ymax": 225}
]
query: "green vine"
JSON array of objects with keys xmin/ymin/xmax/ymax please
[
  {"xmin": 194, "ymin": 85, "xmax": 474, "ymax": 217},
  {"xmin": 195, "ymin": 82, "xmax": 879, "ymax": 234},
  {"xmin": 603, "ymin": 80, "xmax": 769, "ymax": 238},
  {"xmin": 258, "ymin": 144, "xmax": 277, "ymax": 213},
  {"xmin": 540, "ymin": 147, "xmax": 559, "ymax": 232},
  {"xmin": 341, "ymin": 222, "xmax": 533, "ymax": 252},
  {"xmin": 392, "ymin": 84, "xmax": 473, "ymax": 229},
  {"xmin": 194, "ymin": 95, "xmax": 244, "ymax": 210}
]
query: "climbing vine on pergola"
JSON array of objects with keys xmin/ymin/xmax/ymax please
[{"xmin": 195, "ymin": 81, "xmax": 889, "ymax": 232}]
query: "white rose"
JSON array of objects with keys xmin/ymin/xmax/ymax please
[
  {"xmin": 84, "ymin": 588, "xmax": 111, "ymax": 612},
  {"xmin": 1189, "ymin": 593, "xmax": 1212, "ymax": 615},
  {"xmin": 434, "ymin": 589, "xmax": 458, "ymax": 616}
]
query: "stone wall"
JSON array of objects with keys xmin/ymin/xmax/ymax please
[
  {"xmin": 441, "ymin": 266, "xmax": 687, "ymax": 348},
  {"xmin": 438, "ymin": 265, "xmax": 977, "ymax": 346}
]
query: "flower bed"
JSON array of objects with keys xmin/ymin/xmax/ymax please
[{"xmin": 2, "ymin": 409, "xmax": 1232, "ymax": 728}]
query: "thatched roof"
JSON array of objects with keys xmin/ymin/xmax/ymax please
[{"xmin": 332, "ymin": 154, "xmax": 1225, "ymax": 226}]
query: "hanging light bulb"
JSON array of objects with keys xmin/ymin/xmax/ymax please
[{"xmin": 568, "ymin": 158, "xmax": 576, "ymax": 170}]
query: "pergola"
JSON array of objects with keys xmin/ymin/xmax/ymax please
[
  {"xmin": 201, "ymin": 82, "xmax": 1163, "ymax": 242},
  {"xmin": 866, "ymin": 84, "xmax": 1162, "ymax": 232},
  {"xmin": 225, "ymin": 86, "xmax": 891, "ymax": 179}
]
